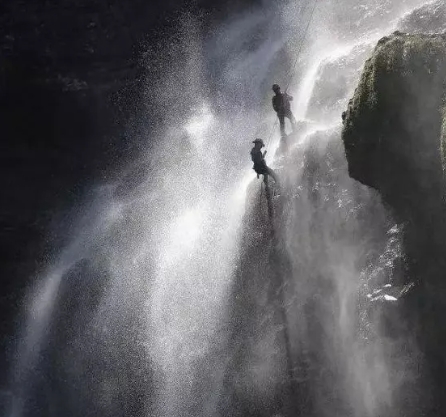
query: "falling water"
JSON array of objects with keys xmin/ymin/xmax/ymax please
[{"xmin": 7, "ymin": 0, "xmax": 441, "ymax": 416}]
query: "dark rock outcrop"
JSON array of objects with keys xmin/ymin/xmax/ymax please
[
  {"xmin": 342, "ymin": 33, "xmax": 446, "ymax": 275},
  {"xmin": 342, "ymin": 32, "xmax": 446, "ymax": 214},
  {"xmin": 342, "ymin": 32, "xmax": 446, "ymax": 415}
]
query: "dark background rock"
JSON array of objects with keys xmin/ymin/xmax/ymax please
[{"xmin": 0, "ymin": 0, "xmax": 260, "ymax": 391}]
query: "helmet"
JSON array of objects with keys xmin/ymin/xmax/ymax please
[
  {"xmin": 272, "ymin": 83, "xmax": 280, "ymax": 92},
  {"xmin": 252, "ymin": 138, "xmax": 265, "ymax": 147}
]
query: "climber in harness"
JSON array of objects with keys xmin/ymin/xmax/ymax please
[
  {"xmin": 272, "ymin": 83, "xmax": 296, "ymax": 136},
  {"xmin": 251, "ymin": 138, "xmax": 279, "ymax": 185}
]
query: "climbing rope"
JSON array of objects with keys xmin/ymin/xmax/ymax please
[
  {"xmin": 256, "ymin": 0, "xmax": 319, "ymax": 208},
  {"xmin": 257, "ymin": 0, "xmax": 319, "ymax": 212},
  {"xmin": 251, "ymin": 4, "xmax": 320, "ymax": 409},
  {"xmin": 263, "ymin": 0, "xmax": 319, "ymax": 152},
  {"xmin": 284, "ymin": 0, "xmax": 319, "ymax": 93}
]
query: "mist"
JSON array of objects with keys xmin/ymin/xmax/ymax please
[{"xmin": 7, "ymin": 0, "xmax": 441, "ymax": 416}]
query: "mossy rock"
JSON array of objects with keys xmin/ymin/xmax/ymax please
[
  {"xmin": 343, "ymin": 32, "xmax": 446, "ymax": 414},
  {"xmin": 342, "ymin": 32, "xmax": 446, "ymax": 218}
]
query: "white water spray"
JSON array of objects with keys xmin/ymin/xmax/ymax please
[{"xmin": 8, "ymin": 1, "xmax": 439, "ymax": 416}]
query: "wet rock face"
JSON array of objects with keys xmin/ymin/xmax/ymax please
[
  {"xmin": 342, "ymin": 31, "xmax": 446, "ymax": 414},
  {"xmin": 342, "ymin": 32, "xmax": 446, "ymax": 220},
  {"xmin": 341, "ymin": 33, "xmax": 446, "ymax": 281}
]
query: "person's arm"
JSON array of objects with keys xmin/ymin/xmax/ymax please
[
  {"xmin": 286, "ymin": 93, "xmax": 293, "ymax": 101},
  {"xmin": 272, "ymin": 97, "xmax": 279, "ymax": 112}
]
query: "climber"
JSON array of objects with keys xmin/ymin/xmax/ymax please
[
  {"xmin": 250, "ymin": 138, "xmax": 279, "ymax": 185},
  {"xmin": 272, "ymin": 83, "xmax": 296, "ymax": 136}
]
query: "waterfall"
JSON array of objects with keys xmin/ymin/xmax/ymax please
[{"xmin": 8, "ymin": 1, "xmax": 437, "ymax": 416}]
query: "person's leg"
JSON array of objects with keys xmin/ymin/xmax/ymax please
[
  {"xmin": 286, "ymin": 110, "xmax": 297, "ymax": 131},
  {"xmin": 266, "ymin": 166, "xmax": 279, "ymax": 185},
  {"xmin": 278, "ymin": 113, "xmax": 286, "ymax": 136}
]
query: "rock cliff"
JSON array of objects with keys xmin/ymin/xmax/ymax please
[{"xmin": 342, "ymin": 31, "xmax": 446, "ymax": 415}]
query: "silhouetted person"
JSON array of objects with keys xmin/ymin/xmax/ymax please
[
  {"xmin": 250, "ymin": 138, "xmax": 279, "ymax": 185},
  {"xmin": 272, "ymin": 83, "xmax": 296, "ymax": 136}
]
